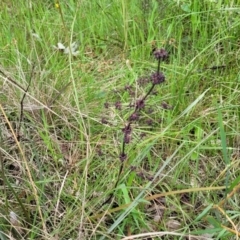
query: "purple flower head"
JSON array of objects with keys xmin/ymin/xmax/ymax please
[
  {"xmin": 122, "ymin": 124, "xmax": 132, "ymax": 134},
  {"xmin": 119, "ymin": 153, "xmax": 127, "ymax": 162},
  {"xmin": 115, "ymin": 101, "xmax": 122, "ymax": 110},
  {"xmin": 136, "ymin": 99, "xmax": 145, "ymax": 110},
  {"xmin": 151, "ymin": 72, "xmax": 165, "ymax": 85},
  {"xmin": 153, "ymin": 48, "xmax": 168, "ymax": 61},
  {"xmin": 129, "ymin": 112, "xmax": 139, "ymax": 121}
]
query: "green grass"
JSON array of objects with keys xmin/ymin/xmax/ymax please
[{"xmin": 1, "ymin": 0, "xmax": 240, "ymax": 239}]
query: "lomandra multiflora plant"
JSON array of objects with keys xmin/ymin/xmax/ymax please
[{"xmin": 101, "ymin": 48, "xmax": 169, "ymax": 206}]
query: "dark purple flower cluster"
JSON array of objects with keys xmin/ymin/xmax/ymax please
[
  {"xmin": 118, "ymin": 48, "xmax": 168, "ymax": 162},
  {"xmin": 101, "ymin": 48, "xmax": 168, "ymax": 158},
  {"xmin": 153, "ymin": 48, "xmax": 168, "ymax": 61},
  {"xmin": 151, "ymin": 72, "xmax": 165, "ymax": 85}
]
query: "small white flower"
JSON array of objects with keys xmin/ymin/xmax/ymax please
[
  {"xmin": 57, "ymin": 42, "xmax": 66, "ymax": 50},
  {"xmin": 53, "ymin": 42, "xmax": 65, "ymax": 51},
  {"xmin": 53, "ymin": 42, "xmax": 79, "ymax": 56},
  {"xmin": 64, "ymin": 42, "xmax": 79, "ymax": 56}
]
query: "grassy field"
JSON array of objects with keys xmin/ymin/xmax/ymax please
[{"xmin": 0, "ymin": 0, "xmax": 240, "ymax": 239}]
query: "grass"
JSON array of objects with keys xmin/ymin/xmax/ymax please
[{"xmin": 0, "ymin": 0, "xmax": 240, "ymax": 239}]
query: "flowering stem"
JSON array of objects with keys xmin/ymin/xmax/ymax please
[
  {"xmin": 142, "ymin": 83, "xmax": 155, "ymax": 102},
  {"xmin": 157, "ymin": 59, "xmax": 161, "ymax": 73},
  {"xmin": 99, "ymin": 48, "xmax": 168, "ymax": 210}
]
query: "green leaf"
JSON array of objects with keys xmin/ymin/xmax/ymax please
[
  {"xmin": 206, "ymin": 216, "xmax": 221, "ymax": 228},
  {"xmin": 228, "ymin": 176, "xmax": 240, "ymax": 193},
  {"xmin": 118, "ymin": 183, "xmax": 131, "ymax": 204},
  {"xmin": 181, "ymin": 3, "xmax": 192, "ymax": 13},
  {"xmin": 194, "ymin": 204, "xmax": 213, "ymax": 222}
]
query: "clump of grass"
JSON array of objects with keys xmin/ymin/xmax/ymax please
[{"xmin": 1, "ymin": 1, "xmax": 240, "ymax": 239}]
